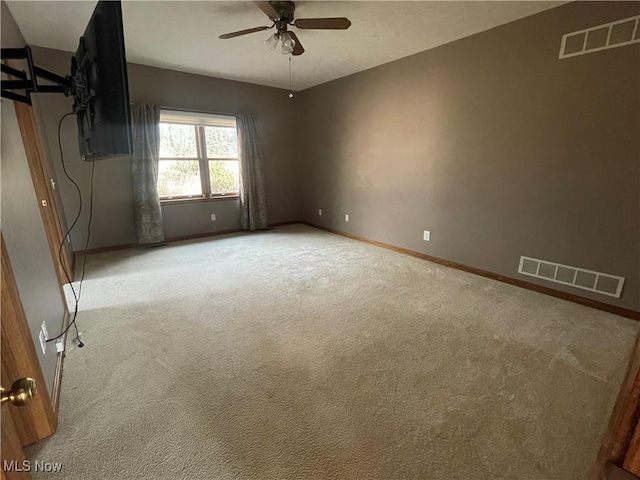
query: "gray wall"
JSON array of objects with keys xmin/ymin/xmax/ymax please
[
  {"xmin": 297, "ymin": 1, "xmax": 640, "ymax": 311},
  {"xmin": 30, "ymin": 48, "xmax": 301, "ymax": 250},
  {"xmin": 17, "ymin": 1, "xmax": 640, "ymax": 312},
  {"xmin": 1, "ymin": 1, "xmax": 65, "ymax": 394}
]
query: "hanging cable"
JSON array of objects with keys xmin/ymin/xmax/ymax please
[{"xmin": 47, "ymin": 112, "xmax": 94, "ymax": 348}]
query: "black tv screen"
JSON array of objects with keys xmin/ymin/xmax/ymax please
[{"xmin": 72, "ymin": 0, "xmax": 132, "ymax": 161}]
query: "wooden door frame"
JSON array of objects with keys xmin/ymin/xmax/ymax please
[
  {"xmin": 13, "ymin": 99, "xmax": 74, "ymax": 287},
  {"xmin": 591, "ymin": 334, "xmax": 640, "ymax": 479},
  {"xmin": 3, "ymin": 59, "xmax": 74, "ymax": 289}
]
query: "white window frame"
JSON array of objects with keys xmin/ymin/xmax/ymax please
[{"xmin": 158, "ymin": 110, "xmax": 239, "ymax": 201}]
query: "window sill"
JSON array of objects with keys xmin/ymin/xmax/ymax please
[{"xmin": 160, "ymin": 195, "xmax": 239, "ymax": 206}]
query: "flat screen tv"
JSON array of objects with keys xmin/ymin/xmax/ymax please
[{"xmin": 71, "ymin": 0, "xmax": 132, "ymax": 161}]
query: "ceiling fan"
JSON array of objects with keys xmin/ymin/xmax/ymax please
[{"xmin": 218, "ymin": 1, "xmax": 352, "ymax": 56}]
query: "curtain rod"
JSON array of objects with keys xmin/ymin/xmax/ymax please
[{"xmin": 159, "ymin": 105, "xmax": 259, "ymax": 119}]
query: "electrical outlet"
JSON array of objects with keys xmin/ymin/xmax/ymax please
[
  {"xmin": 318, "ymin": 209, "xmax": 322, "ymax": 216},
  {"xmin": 66, "ymin": 235, "xmax": 71, "ymax": 243},
  {"xmin": 345, "ymin": 214, "xmax": 349, "ymax": 222},
  {"xmin": 210, "ymin": 213, "xmax": 216, "ymax": 221},
  {"xmin": 39, "ymin": 331, "xmax": 46, "ymax": 354},
  {"xmin": 423, "ymin": 230, "xmax": 431, "ymax": 241},
  {"xmin": 41, "ymin": 321, "xmax": 49, "ymax": 340}
]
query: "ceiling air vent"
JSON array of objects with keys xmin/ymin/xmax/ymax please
[
  {"xmin": 559, "ymin": 15, "xmax": 640, "ymax": 59},
  {"xmin": 518, "ymin": 256, "xmax": 625, "ymax": 298}
]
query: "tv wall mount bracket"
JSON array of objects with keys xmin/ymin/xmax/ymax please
[{"xmin": 1, "ymin": 46, "xmax": 76, "ymax": 106}]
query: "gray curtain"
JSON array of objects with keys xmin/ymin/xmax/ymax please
[
  {"xmin": 237, "ymin": 114, "xmax": 268, "ymax": 230},
  {"xmin": 130, "ymin": 103, "xmax": 165, "ymax": 244}
]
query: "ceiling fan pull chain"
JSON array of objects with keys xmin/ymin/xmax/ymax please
[{"xmin": 288, "ymin": 55, "xmax": 294, "ymax": 98}]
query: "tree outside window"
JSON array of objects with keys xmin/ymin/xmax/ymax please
[{"xmin": 157, "ymin": 118, "xmax": 239, "ymax": 200}]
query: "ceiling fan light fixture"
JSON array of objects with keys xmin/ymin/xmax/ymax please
[
  {"xmin": 265, "ymin": 32, "xmax": 279, "ymax": 51},
  {"xmin": 280, "ymin": 31, "xmax": 296, "ymax": 54}
]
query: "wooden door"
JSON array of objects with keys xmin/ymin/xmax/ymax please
[
  {"xmin": 0, "ymin": 408, "xmax": 29, "ymax": 480},
  {"xmin": 1, "ymin": 235, "xmax": 57, "ymax": 479}
]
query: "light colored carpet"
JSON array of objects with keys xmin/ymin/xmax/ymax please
[{"xmin": 27, "ymin": 224, "xmax": 637, "ymax": 479}]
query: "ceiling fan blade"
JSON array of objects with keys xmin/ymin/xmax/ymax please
[
  {"xmin": 294, "ymin": 18, "xmax": 351, "ymax": 30},
  {"xmin": 218, "ymin": 26, "xmax": 270, "ymax": 40},
  {"xmin": 287, "ymin": 31, "xmax": 305, "ymax": 56},
  {"xmin": 253, "ymin": 1, "xmax": 279, "ymax": 19}
]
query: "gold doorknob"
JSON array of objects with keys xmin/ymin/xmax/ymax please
[{"xmin": 1, "ymin": 377, "xmax": 37, "ymax": 407}]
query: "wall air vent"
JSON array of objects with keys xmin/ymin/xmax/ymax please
[
  {"xmin": 559, "ymin": 15, "xmax": 640, "ymax": 59},
  {"xmin": 518, "ymin": 256, "xmax": 625, "ymax": 298}
]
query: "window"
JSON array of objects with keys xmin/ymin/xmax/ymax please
[{"xmin": 157, "ymin": 111, "xmax": 239, "ymax": 201}]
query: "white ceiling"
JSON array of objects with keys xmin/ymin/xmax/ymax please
[{"xmin": 6, "ymin": 1, "xmax": 566, "ymax": 91}]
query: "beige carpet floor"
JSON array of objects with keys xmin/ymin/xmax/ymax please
[{"xmin": 27, "ymin": 224, "xmax": 638, "ymax": 479}]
